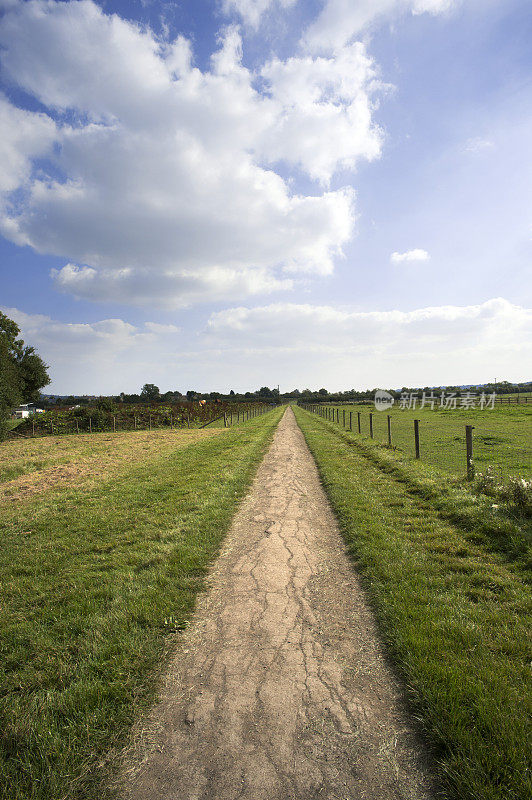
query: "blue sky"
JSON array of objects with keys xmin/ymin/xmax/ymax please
[{"xmin": 0, "ymin": 0, "xmax": 531, "ymax": 394}]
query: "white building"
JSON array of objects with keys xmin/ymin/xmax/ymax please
[{"xmin": 11, "ymin": 404, "xmax": 44, "ymax": 419}]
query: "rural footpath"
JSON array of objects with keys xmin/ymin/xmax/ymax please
[{"xmin": 118, "ymin": 408, "xmax": 434, "ymax": 800}]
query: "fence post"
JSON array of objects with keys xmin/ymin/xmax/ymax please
[
  {"xmin": 134, "ymin": 416, "xmax": 137, "ymax": 430},
  {"xmin": 343, "ymin": 409, "xmax": 345, "ymax": 428},
  {"xmin": 187, "ymin": 413, "xmax": 190, "ymax": 428},
  {"xmin": 414, "ymin": 419, "xmax": 420, "ymax": 458},
  {"xmin": 336, "ymin": 408, "xmax": 339, "ymax": 423},
  {"xmin": 89, "ymin": 418, "xmax": 92, "ymax": 434},
  {"xmin": 357, "ymin": 411, "xmax": 361, "ymax": 434},
  {"xmin": 349, "ymin": 411, "xmax": 352, "ymax": 431},
  {"xmin": 32, "ymin": 420, "xmax": 35, "ymax": 437},
  {"xmin": 76, "ymin": 420, "xmax": 79, "ymax": 435},
  {"xmin": 387, "ymin": 415, "xmax": 392, "ymax": 446},
  {"xmin": 224, "ymin": 412, "xmax": 227, "ymax": 428},
  {"xmin": 113, "ymin": 415, "xmax": 116, "ymax": 433},
  {"xmin": 466, "ymin": 425, "xmax": 475, "ymax": 479},
  {"xmin": 170, "ymin": 413, "xmax": 173, "ymax": 429},
  {"xmin": 149, "ymin": 415, "xmax": 152, "ymax": 431},
  {"xmin": 369, "ymin": 413, "xmax": 373, "ymax": 438}
]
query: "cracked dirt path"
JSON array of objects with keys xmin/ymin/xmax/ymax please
[{"xmin": 119, "ymin": 408, "xmax": 434, "ymax": 800}]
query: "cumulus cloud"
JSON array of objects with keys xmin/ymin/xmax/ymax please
[
  {"xmin": 304, "ymin": 0, "xmax": 461, "ymax": 53},
  {"xmin": 5, "ymin": 299, "xmax": 530, "ymax": 393},
  {"xmin": 205, "ymin": 298, "xmax": 532, "ymax": 387},
  {"xmin": 1, "ymin": 306, "xmax": 182, "ymax": 393},
  {"xmin": 0, "ymin": 0, "xmax": 384, "ymax": 308},
  {"xmin": 391, "ymin": 248, "xmax": 430, "ymax": 263}
]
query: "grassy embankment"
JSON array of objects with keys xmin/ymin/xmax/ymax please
[
  {"xmin": 317, "ymin": 403, "xmax": 531, "ymax": 477},
  {"xmin": 0, "ymin": 406, "xmax": 284, "ymax": 800},
  {"xmin": 294, "ymin": 405, "xmax": 531, "ymax": 800}
]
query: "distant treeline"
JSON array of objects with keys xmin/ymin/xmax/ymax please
[{"xmin": 39, "ymin": 380, "xmax": 532, "ymax": 409}]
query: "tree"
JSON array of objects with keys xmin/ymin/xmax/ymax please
[
  {"xmin": 140, "ymin": 383, "xmax": 160, "ymax": 402},
  {"xmin": 0, "ymin": 311, "xmax": 50, "ymax": 437},
  {"xmin": 318, "ymin": 388, "xmax": 328, "ymax": 396},
  {"xmin": 186, "ymin": 390, "xmax": 197, "ymax": 401}
]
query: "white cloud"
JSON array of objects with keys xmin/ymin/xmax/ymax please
[
  {"xmin": 222, "ymin": 0, "xmax": 297, "ymax": 29},
  {"xmin": 4, "ymin": 298, "xmax": 530, "ymax": 393},
  {"xmin": 0, "ymin": 0, "xmax": 384, "ymax": 308},
  {"xmin": 0, "ymin": 95, "xmax": 57, "ymax": 196},
  {"xmin": 260, "ymin": 44, "xmax": 384, "ymax": 183},
  {"xmin": 304, "ymin": 0, "xmax": 461, "ymax": 53},
  {"xmin": 391, "ymin": 248, "xmax": 430, "ymax": 263},
  {"xmin": 144, "ymin": 322, "xmax": 181, "ymax": 334},
  {"xmin": 205, "ymin": 298, "xmax": 532, "ymax": 387},
  {"xmin": 1, "ymin": 306, "xmax": 182, "ymax": 393}
]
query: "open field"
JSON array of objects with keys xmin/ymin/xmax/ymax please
[
  {"xmin": 293, "ymin": 405, "xmax": 532, "ymax": 800},
  {"xmin": 308, "ymin": 403, "xmax": 532, "ymax": 478},
  {"xmin": 0, "ymin": 428, "xmax": 225, "ymax": 501},
  {"xmin": 0, "ymin": 406, "xmax": 284, "ymax": 800}
]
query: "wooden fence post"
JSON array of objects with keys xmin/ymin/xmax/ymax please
[
  {"xmin": 336, "ymin": 409, "xmax": 339, "ymax": 423},
  {"xmin": 357, "ymin": 412, "xmax": 361, "ymax": 434},
  {"xmin": 89, "ymin": 418, "xmax": 92, "ymax": 434},
  {"xmin": 349, "ymin": 411, "xmax": 352, "ymax": 431},
  {"xmin": 134, "ymin": 416, "xmax": 137, "ymax": 430},
  {"xmin": 224, "ymin": 412, "xmax": 227, "ymax": 428},
  {"xmin": 466, "ymin": 425, "xmax": 475, "ymax": 479},
  {"xmin": 76, "ymin": 420, "xmax": 79, "ymax": 435},
  {"xmin": 343, "ymin": 409, "xmax": 346, "ymax": 428},
  {"xmin": 149, "ymin": 415, "xmax": 152, "ymax": 431},
  {"xmin": 32, "ymin": 420, "xmax": 35, "ymax": 437},
  {"xmin": 113, "ymin": 415, "xmax": 116, "ymax": 433},
  {"xmin": 387, "ymin": 415, "xmax": 392, "ymax": 446},
  {"xmin": 414, "ymin": 420, "xmax": 420, "ymax": 459},
  {"xmin": 369, "ymin": 413, "xmax": 373, "ymax": 438}
]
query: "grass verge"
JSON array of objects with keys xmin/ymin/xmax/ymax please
[
  {"xmin": 0, "ymin": 406, "xmax": 284, "ymax": 800},
  {"xmin": 294, "ymin": 405, "xmax": 531, "ymax": 800}
]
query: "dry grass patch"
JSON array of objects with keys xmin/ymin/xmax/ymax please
[{"xmin": 0, "ymin": 429, "xmax": 224, "ymax": 505}]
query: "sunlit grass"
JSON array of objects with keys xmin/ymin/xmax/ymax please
[
  {"xmin": 294, "ymin": 405, "xmax": 532, "ymax": 800},
  {"xmin": 0, "ymin": 406, "xmax": 284, "ymax": 800}
]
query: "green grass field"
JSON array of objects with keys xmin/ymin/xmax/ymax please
[
  {"xmin": 293, "ymin": 405, "xmax": 531, "ymax": 800},
  {"xmin": 311, "ymin": 402, "xmax": 532, "ymax": 478},
  {"xmin": 0, "ymin": 406, "xmax": 284, "ymax": 800}
]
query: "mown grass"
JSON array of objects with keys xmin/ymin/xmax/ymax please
[
  {"xmin": 319, "ymin": 403, "xmax": 532, "ymax": 478},
  {"xmin": 0, "ymin": 406, "xmax": 284, "ymax": 800},
  {"xmin": 294, "ymin": 405, "xmax": 531, "ymax": 800},
  {"xmin": 0, "ymin": 428, "xmax": 225, "ymax": 497}
]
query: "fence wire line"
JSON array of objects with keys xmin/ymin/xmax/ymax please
[{"xmin": 301, "ymin": 403, "xmax": 532, "ymax": 480}]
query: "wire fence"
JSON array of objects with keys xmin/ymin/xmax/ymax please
[
  {"xmin": 5, "ymin": 403, "xmax": 276, "ymax": 440},
  {"xmin": 300, "ymin": 403, "xmax": 532, "ymax": 480}
]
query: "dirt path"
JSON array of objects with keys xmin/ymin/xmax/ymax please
[{"xmin": 118, "ymin": 408, "xmax": 434, "ymax": 800}]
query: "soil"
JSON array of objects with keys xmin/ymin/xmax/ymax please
[{"xmin": 117, "ymin": 408, "xmax": 435, "ymax": 800}]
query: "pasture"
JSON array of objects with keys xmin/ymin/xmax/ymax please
[
  {"xmin": 0, "ymin": 406, "xmax": 284, "ymax": 800},
  {"xmin": 310, "ymin": 402, "xmax": 532, "ymax": 478},
  {"xmin": 294, "ymin": 405, "xmax": 531, "ymax": 800}
]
